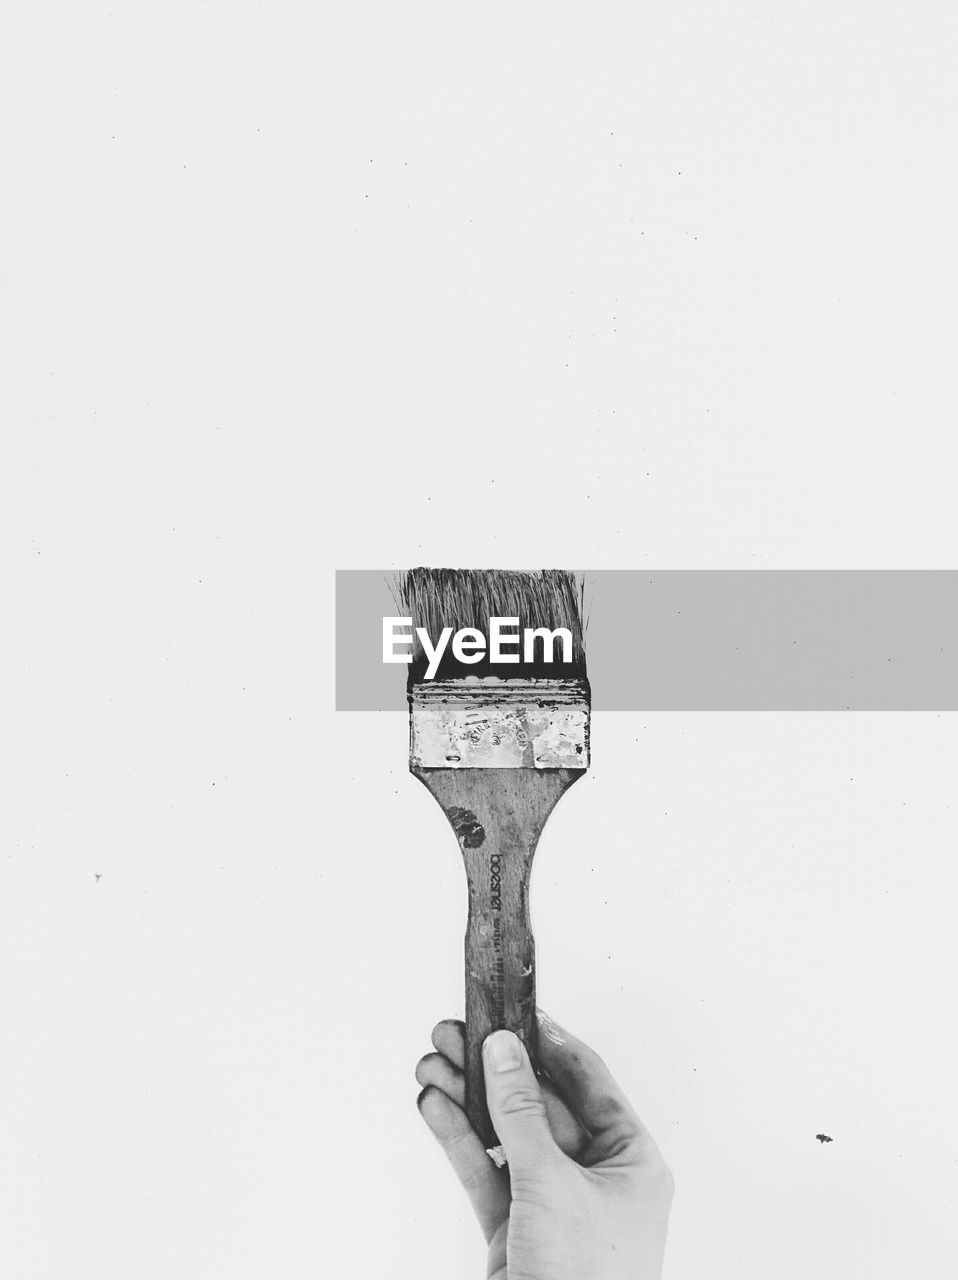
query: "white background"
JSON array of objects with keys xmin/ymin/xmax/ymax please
[{"xmin": 2, "ymin": 3, "xmax": 957, "ymax": 1277}]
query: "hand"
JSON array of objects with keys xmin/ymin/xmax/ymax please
[{"xmin": 415, "ymin": 1010, "xmax": 673, "ymax": 1280}]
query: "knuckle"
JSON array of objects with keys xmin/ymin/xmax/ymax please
[
  {"xmin": 509, "ymin": 1169, "xmax": 566, "ymax": 1206},
  {"xmin": 439, "ymin": 1124, "xmax": 473, "ymax": 1156},
  {"xmin": 592, "ymin": 1091, "xmax": 631, "ymax": 1125},
  {"xmin": 497, "ymin": 1087, "xmax": 547, "ymax": 1119}
]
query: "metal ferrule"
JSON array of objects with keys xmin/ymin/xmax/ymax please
[{"xmin": 409, "ymin": 678, "xmax": 590, "ymax": 769}]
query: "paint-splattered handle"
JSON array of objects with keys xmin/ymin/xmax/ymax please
[
  {"xmin": 411, "ymin": 767, "xmax": 583, "ymax": 1153},
  {"xmin": 461, "ymin": 839, "xmax": 539, "ymax": 1150}
]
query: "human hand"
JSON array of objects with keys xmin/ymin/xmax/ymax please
[{"xmin": 415, "ymin": 1010, "xmax": 673, "ymax": 1280}]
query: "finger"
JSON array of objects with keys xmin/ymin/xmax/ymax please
[
  {"xmin": 427, "ymin": 1018, "xmax": 586, "ymax": 1157},
  {"xmin": 415, "ymin": 1051, "xmax": 465, "ymax": 1109},
  {"xmin": 419, "ymin": 1044, "xmax": 586, "ymax": 1158},
  {"xmin": 483, "ymin": 1031, "xmax": 563, "ymax": 1178},
  {"xmin": 417, "ymin": 1086, "xmax": 510, "ymax": 1240},
  {"xmin": 536, "ymin": 1010, "xmax": 650, "ymax": 1160},
  {"xmin": 430, "ymin": 1019, "xmax": 466, "ymax": 1069}
]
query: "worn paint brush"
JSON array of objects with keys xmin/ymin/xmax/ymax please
[{"xmin": 399, "ymin": 568, "xmax": 590, "ymax": 1159}]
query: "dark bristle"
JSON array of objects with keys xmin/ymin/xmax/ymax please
[{"xmin": 397, "ymin": 568, "xmax": 587, "ymax": 684}]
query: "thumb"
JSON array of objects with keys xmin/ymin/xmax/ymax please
[{"xmin": 483, "ymin": 1030, "xmax": 562, "ymax": 1176}]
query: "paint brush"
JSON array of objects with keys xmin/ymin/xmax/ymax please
[{"xmin": 399, "ymin": 568, "xmax": 590, "ymax": 1158}]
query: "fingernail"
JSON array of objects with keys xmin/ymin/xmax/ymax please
[{"xmin": 484, "ymin": 1030, "xmax": 522, "ymax": 1072}]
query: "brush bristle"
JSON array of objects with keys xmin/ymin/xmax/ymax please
[{"xmin": 397, "ymin": 568, "xmax": 587, "ymax": 684}]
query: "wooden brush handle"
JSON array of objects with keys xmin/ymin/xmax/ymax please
[
  {"xmin": 462, "ymin": 831, "xmax": 538, "ymax": 1148},
  {"xmin": 413, "ymin": 767, "xmax": 582, "ymax": 1151}
]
